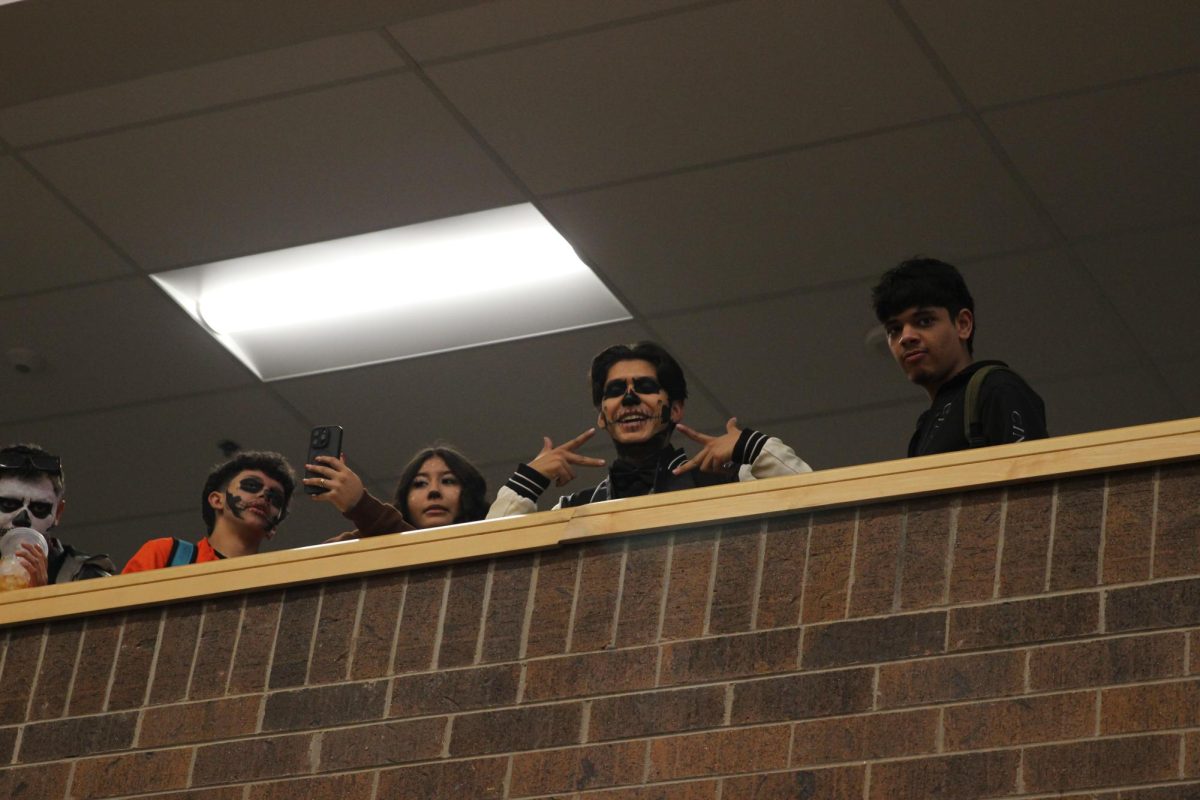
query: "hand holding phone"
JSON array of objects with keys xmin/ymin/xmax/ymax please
[{"xmin": 303, "ymin": 425, "xmax": 344, "ymax": 496}]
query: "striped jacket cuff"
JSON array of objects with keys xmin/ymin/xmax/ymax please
[
  {"xmin": 733, "ymin": 428, "xmax": 769, "ymax": 465},
  {"xmin": 505, "ymin": 463, "xmax": 551, "ymax": 502}
]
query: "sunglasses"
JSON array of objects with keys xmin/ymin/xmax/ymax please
[
  {"xmin": 0, "ymin": 449, "xmax": 62, "ymax": 476},
  {"xmin": 602, "ymin": 376, "xmax": 663, "ymax": 399}
]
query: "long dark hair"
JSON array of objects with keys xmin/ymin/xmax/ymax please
[{"xmin": 391, "ymin": 446, "xmax": 488, "ymax": 526}]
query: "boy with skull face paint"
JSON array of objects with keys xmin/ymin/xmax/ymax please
[
  {"xmin": 0, "ymin": 443, "xmax": 115, "ymax": 586},
  {"xmin": 487, "ymin": 342, "xmax": 812, "ymax": 517},
  {"xmin": 122, "ymin": 451, "xmax": 295, "ymax": 573}
]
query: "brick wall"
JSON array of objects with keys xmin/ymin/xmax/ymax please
[{"xmin": 1, "ymin": 460, "xmax": 1198, "ymax": 799}]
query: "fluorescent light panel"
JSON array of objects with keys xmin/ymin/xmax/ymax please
[{"xmin": 153, "ymin": 203, "xmax": 631, "ymax": 380}]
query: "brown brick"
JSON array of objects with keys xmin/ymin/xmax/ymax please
[
  {"xmin": 1030, "ymin": 632, "xmax": 1186, "ymax": 691},
  {"xmin": 949, "ymin": 489, "xmax": 1002, "ymax": 603},
  {"xmin": 526, "ymin": 549, "xmax": 579, "ymax": 658},
  {"xmin": 648, "ymin": 724, "xmax": 789, "ymax": 781},
  {"xmin": 319, "ymin": 716, "xmax": 445, "ymax": 771},
  {"xmin": 709, "ymin": 521, "xmax": 762, "ymax": 634},
  {"xmin": 571, "ymin": 540, "xmax": 625, "ymax": 651},
  {"xmin": 192, "ymin": 733, "xmax": 314, "ymax": 785},
  {"xmin": 1050, "ymin": 475, "xmax": 1104, "ymax": 591},
  {"xmin": 69, "ymin": 613, "xmax": 122, "ymax": 715},
  {"xmin": 451, "ymin": 703, "xmax": 582, "ymax": 756},
  {"xmin": 72, "ymin": 748, "xmax": 192, "ymax": 798},
  {"xmin": 109, "ymin": 607, "xmax": 162, "ymax": 710},
  {"xmin": 660, "ymin": 628, "xmax": 797, "ymax": 686},
  {"xmin": 724, "ymin": 765, "xmax": 865, "ymax": 800},
  {"xmin": 579, "ymin": 781, "xmax": 719, "ymax": 800},
  {"xmin": 616, "ymin": 534, "xmax": 670, "ymax": 646},
  {"xmin": 949, "ymin": 592, "xmax": 1099, "ymax": 650},
  {"xmin": 1155, "ymin": 462, "xmax": 1200, "ymax": 578},
  {"xmin": 1193, "ymin": 629, "xmax": 1200, "ymax": 675},
  {"xmin": 228, "ymin": 590, "xmax": 282, "ymax": 695},
  {"xmin": 438, "ymin": 561, "xmax": 488, "ymax": 668},
  {"xmin": 0, "ymin": 726, "xmax": 15, "ymax": 762},
  {"xmin": 591, "ymin": 686, "xmax": 724, "ymax": 741},
  {"xmin": 139, "ymin": 695, "xmax": 260, "ymax": 748},
  {"xmin": 1024, "ymin": 734, "xmax": 1181, "ymax": 793},
  {"xmin": 28, "ymin": 619, "xmax": 82, "ymax": 720},
  {"xmin": 757, "ymin": 514, "xmax": 808, "ymax": 629},
  {"xmin": 351, "ymin": 572, "xmax": 404, "ymax": 679},
  {"xmin": 1102, "ymin": 678, "xmax": 1200, "ymax": 734},
  {"xmin": 1103, "ymin": 468, "xmax": 1155, "ymax": 584},
  {"xmin": 263, "ymin": 680, "xmax": 387, "ymax": 732},
  {"xmin": 18, "ymin": 710, "xmax": 136, "ymax": 762},
  {"xmin": 480, "ymin": 553, "xmax": 534, "ymax": 663},
  {"xmin": 391, "ymin": 663, "xmax": 519, "ymax": 717},
  {"xmin": 877, "ymin": 650, "xmax": 1025, "ymax": 708},
  {"xmin": 377, "ymin": 756, "xmax": 507, "ymax": 799},
  {"xmin": 900, "ymin": 497, "xmax": 952, "ymax": 610},
  {"xmin": 189, "ymin": 596, "xmax": 243, "ymax": 700},
  {"xmin": 944, "ymin": 690, "xmax": 1095, "ymax": 750},
  {"xmin": 731, "ymin": 668, "xmax": 873, "ymax": 725},
  {"xmin": 999, "ymin": 483, "xmax": 1054, "ymax": 596},
  {"xmin": 0, "ymin": 625, "xmax": 42, "ymax": 724},
  {"xmin": 869, "ymin": 750, "xmax": 1019, "ymax": 799},
  {"xmin": 791, "ymin": 708, "xmax": 938, "ymax": 766},
  {"xmin": 247, "ymin": 773, "xmax": 375, "ymax": 800},
  {"xmin": 661, "ymin": 529, "xmax": 717, "ymax": 641},
  {"xmin": 1188, "ymin": 731, "xmax": 1200, "ymax": 777},
  {"xmin": 308, "ymin": 580, "xmax": 361, "ymax": 684},
  {"xmin": 268, "ymin": 585, "xmax": 319, "ymax": 690},
  {"xmin": 510, "ymin": 740, "xmax": 645, "ymax": 797},
  {"xmin": 0, "ymin": 762, "xmax": 68, "ymax": 799},
  {"xmin": 1108, "ymin": 578, "xmax": 1200, "ymax": 633},
  {"xmin": 801, "ymin": 509, "xmax": 854, "ymax": 623},
  {"xmin": 802, "ymin": 610, "xmax": 945, "ymax": 668},
  {"xmin": 394, "ymin": 567, "xmax": 446, "ymax": 672},
  {"xmin": 848, "ymin": 503, "xmax": 901, "ymax": 618},
  {"xmin": 524, "ymin": 646, "xmax": 657, "ymax": 702}
]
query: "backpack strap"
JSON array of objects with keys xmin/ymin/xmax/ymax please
[
  {"xmin": 166, "ymin": 539, "xmax": 199, "ymax": 567},
  {"xmin": 964, "ymin": 365, "xmax": 1009, "ymax": 448}
]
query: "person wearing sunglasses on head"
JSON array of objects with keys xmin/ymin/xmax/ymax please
[
  {"xmin": 488, "ymin": 341, "xmax": 812, "ymax": 516},
  {"xmin": 0, "ymin": 443, "xmax": 115, "ymax": 586},
  {"xmin": 123, "ymin": 450, "xmax": 295, "ymax": 573}
]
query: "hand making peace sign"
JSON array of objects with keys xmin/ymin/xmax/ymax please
[
  {"xmin": 528, "ymin": 428, "xmax": 607, "ymax": 487},
  {"xmin": 673, "ymin": 417, "xmax": 743, "ymax": 476}
]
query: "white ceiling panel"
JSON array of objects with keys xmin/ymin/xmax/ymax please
[
  {"xmin": 0, "ymin": 157, "xmax": 133, "ymax": 296},
  {"xmin": 956, "ymin": 248, "xmax": 1145, "ymax": 382},
  {"xmin": 766, "ymin": 399, "xmax": 928, "ymax": 471},
  {"xmin": 428, "ymin": 0, "xmax": 958, "ymax": 193},
  {"xmin": 272, "ymin": 319, "xmax": 730, "ymax": 481},
  {"xmin": 649, "ymin": 280, "xmax": 907, "ymax": 424},
  {"xmin": 547, "ymin": 118, "xmax": 1056, "ymax": 314},
  {"xmin": 1073, "ymin": 223, "xmax": 1200, "ymax": 364},
  {"xmin": 986, "ymin": 73, "xmax": 1200, "ymax": 239},
  {"xmin": 24, "ymin": 74, "xmax": 523, "ymax": 269},
  {"xmin": 0, "ymin": 32, "xmax": 406, "ymax": 146},
  {"xmin": 390, "ymin": 0, "xmax": 703, "ymax": 62},
  {"xmin": 0, "ymin": 278, "xmax": 256, "ymax": 422},
  {"xmin": 902, "ymin": 0, "xmax": 1200, "ymax": 107}
]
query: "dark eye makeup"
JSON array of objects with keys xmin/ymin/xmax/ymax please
[{"xmin": 602, "ymin": 377, "xmax": 662, "ymax": 398}]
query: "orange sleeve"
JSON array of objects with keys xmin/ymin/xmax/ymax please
[{"xmin": 121, "ymin": 538, "xmax": 174, "ymax": 574}]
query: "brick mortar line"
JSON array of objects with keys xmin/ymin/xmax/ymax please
[
  {"xmin": 609, "ymin": 539, "xmax": 631, "ymax": 649},
  {"xmin": 993, "ymin": 486, "xmax": 1010, "ymax": 599},
  {"xmin": 222, "ymin": 597, "xmax": 250, "ymax": 696},
  {"xmin": 516, "ymin": 553, "xmax": 540, "ymax": 664},
  {"xmin": 380, "ymin": 573, "xmax": 410, "ymax": 712},
  {"xmin": 258, "ymin": 589, "xmax": 287, "ymax": 709},
  {"xmin": 1185, "ymin": 630, "xmax": 1193, "ymax": 678},
  {"xmin": 1011, "ymin": 778, "xmax": 1200, "ymax": 800},
  {"xmin": 62, "ymin": 620, "xmax": 87, "ymax": 718},
  {"xmin": 1149, "ymin": 465, "xmax": 1161, "ymax": 579},
  {"xmin": 749, "ymin": 524, "xmax": 767, "ymax": 631},
  {"xmin": 100, "ymin": 615, "xmax": 130, "ymax": 713},
  {"xmin": 794, "ymin": 513, "xmax": 814, "ymax": 627},
  {"xmin": 1096, "ymin": 473, "xmax": 1110, "ymax": 587},
  {"xmin": 702, "ymin": 529, "xmax": 722, "ymax": 636},
  {"xmin": 892, "ymin": 501, "xmax": 909, "ymax": 613},
  {"xmin": 843, "ymin": 508, "xmax": 861, "ymax": 620},
  {"xmin": 501, "ymin": 752, "xmax": 514, "ymax": 800},
  {"xmin": 1043, "ymin": 482, "xmax": 1060, "ymax": 592},
  {"xmin": 21, "ymin": 624, "xmax": 50, "ymax": 729},
  {"xmin": 183, "ymin": 602, "xmax": 211, "ymax": 698},
  {"xmin": 302, "ymin": 587, "xmax": 327, "ymax": 685},
  {"xmin": 429, "ymin": 567, "xmax": 452, "ymax": 670},
  {"xmin": 474, "ymin": 562, "xmax": 497, "ymax": 666},
  {"xmin": 343, "ymin": 578, "xmax": 368, "ymax": 681},
  {"xmin": 654, "ymin": 533, "xmax": 678, "ymax": 644},
  {"xmin": 1179, "ymin": 734, "xmax": 1187, "ymax": 779},
  {"xmin": 563, "ymin": 549, "xmax": 584, "ymax": 653},
  {"xmin": 131, "ymin": 609, "xmax": 167, "ymax": 744},
  {"xmin": 942, "ymin": 497, "xmax": 961, "ymax": 606}
]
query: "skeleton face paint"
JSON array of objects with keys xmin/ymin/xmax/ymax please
[
  {"xmin": 218, "ymin": 470, "xmax": 286, "ymax": 531},
  {"xmin": 0, "ymin": 475, "xmax": 62, "ymax": 535}
]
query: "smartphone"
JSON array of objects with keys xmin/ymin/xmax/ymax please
[{"xmin": 304, "ymin": 425, "xmax": 344, "ymax": 495}]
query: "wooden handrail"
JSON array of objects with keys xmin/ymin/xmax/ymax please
[{"xmin": 3, "ymin": 416, "xmax": 1198, "ymax": 627}]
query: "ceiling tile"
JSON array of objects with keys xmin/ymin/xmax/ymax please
[
  {"xmin": 390, "ymin": 0, "xmax": 701, "ymax": 62},
  {"xmin": 428, "ymin": 0, "xmax": 957, "ymax": 192},
  {"xmin": 0, "ymin": 278, "xmax": 257, "ymax": 421},
  {"xmin": 24, "ymin": 74, "xmax": 523, "ymax": 270},
  {"xmin": 0, "ymin": 157, "xmax": 133, "ymax": 296},
  {"xmin": 546, "ymin": 118, "xmax": 1056, "ymax": 314},
  {"xmin": 0, "ymin": 32, "xmax": 406, "ymax": 146},
  {"xmin": 902, "ymin": 0, "xmax": 1200, "ymax": 107},
  {"xmin": 986, "ymin": 73, "xmax": 1200, "ymax": 238},
  {"xmin": 1073, "ymin": 223, "xmax": 1200, "ymax": 363}
]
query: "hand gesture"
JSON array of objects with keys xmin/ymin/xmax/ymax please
[
  {"xmin": 16, "ymin": 543, "xmax": 48, "ymax": 588},
  {"xmin": 673, "ymin": 417, "xmax": 743, "ymax": 475},
  {"xmin": 528, "ymin": 428, "xmax": 606, "ymax": 487},
  {"xmin": 303, "ymin": 454, "xmax": 365, "ymax": 513}
]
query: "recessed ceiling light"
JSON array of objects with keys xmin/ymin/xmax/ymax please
[{"xmin": 152, "ymin": 203, "xmax": 630, "ymax": 381}]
